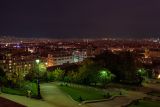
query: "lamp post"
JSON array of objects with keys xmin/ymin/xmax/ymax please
[
  {"xmin": 100, "ymin": 70, "xmax": 110, "ymax": 88},
  {"xmin": 36, "ymin": 59, "xmax": 42, "ymax": 99},
  {"xmin": 100, "ymin": 71, "xmax": 108, "ymax": 79}
]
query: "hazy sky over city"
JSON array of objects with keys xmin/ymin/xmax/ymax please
[{"xmin": 0, "ymin": 0, "xmax": 160, "ymax": 38}]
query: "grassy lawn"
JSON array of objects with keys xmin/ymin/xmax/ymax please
[
  {"xmin": 129, "ymin": 100, "xmax": 160, "ymax": 107},
  {"xmin": 58, "ymin": 85, "xmax": 114, "ymax": 102},
  {"xmin": 1, "ymin": 87, "xmax": 25, "ymax": 96},
  {"xmin": 1, "ymin": 82, "xmax": 38, "ymax": 98}
]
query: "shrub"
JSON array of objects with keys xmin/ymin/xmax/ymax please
[
  {"xmin": 103, "ymin": 92, "xmax": 111, "ymax": 98},
  {"xmin": 1, "ymin": 87, "xmax": 25, "ymax": 96},
  {"xmin": 119, "ymin": 91, "xmax": 122, "ymax": 95},
  {"xmin": 78, "ymin": 96, "xmax": 84, "ymax": 102},
  {"xmin": 22, "ymin": 82, "xmax": 38, "ymax": 98}
]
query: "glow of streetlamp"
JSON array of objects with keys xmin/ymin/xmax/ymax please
[
  {"xmin": 35, "ymin": 59, "xmax": 41, "ymax": 99},
  {"xmin": 158, "ymin": 74, "xmax": 160, "ymax": 79},
  {"xmin": 101, "ymin": 71, "xmax": 107, "ymax": 76},
  {"xmin": 138, "ymin": 69, "xmax": 142, "ymax": 72},
  {"xmin": 36, "ymin": 59, "xmax": 40, "ymax": 64}
]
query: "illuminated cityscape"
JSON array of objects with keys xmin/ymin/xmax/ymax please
[
  {"xmin": 0, "ymin": 36, "xmax": 160, "ymax": 107},
  {"xmin": 1, "ymin": 0, "xmax": 160, "ymax": 107}
]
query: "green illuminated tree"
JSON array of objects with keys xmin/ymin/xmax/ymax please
[
  {"xmin": 25, "ymin": 70, "xmax": 37, "ymax": 81},
  {"xmin": 39, "ymin": 63, "xmax": 47, "ymax": 75},
  {"xmin": 137, "ymin": 68, "xmax": 148, "ymax": 84},
  {"xmin": 52, "ymin": 68, "xmax": 64, "ymax": 81},
  {"xmin": 95, "ymin": 51, "xmax": 142, "ymax": 84},
  {"xmin": 137, "ymin": 68, "xmax": 147, "ymax": 77},
  {"xmin": 66, "ymin": 70, "xmax": 76, "ymax": 83},
  {"xmin": 77, "ymin": 59, "xmax": 100, "ymax": 85},
  {"xmin": 99, "ymin": 69, "xmax": 115, "ymax": 88},
  {"xmin": 46, "ymin": 71, "xmax": 54, "ymax": 81}
]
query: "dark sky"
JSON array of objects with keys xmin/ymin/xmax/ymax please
[{"xmin": 1, "ymin": 0, "xmax": 160, "ymax": 38}]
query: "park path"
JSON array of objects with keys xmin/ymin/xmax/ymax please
[
  {"xmin": 85, "ymin": 96, "xmax": 131, "ymax": 107},
  {"xmin": 0, "ymin": 82, "xmax": 147, "ymax": 107},
  {"xmin": 40, "ymin": 82, "xmax": 87, "ymax": 107},
  {"xmin": 85, "ymin": 90, "xmax": 146, "ymax": 107},
  {"xmin": 144, "ymin": 83, "xmax": 160, "ymax": 91},
  {"xmin": 41, "ymin": 83, "xmax": 146, "ymax": 107},
  {"xmin": 0, "ymin": 82, "xmax": 87, "ymax": 107}
]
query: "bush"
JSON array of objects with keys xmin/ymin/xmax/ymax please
[
  {"xmin": 2, "ymin": 81, "xmax": 38, "ymax": 98},
  {"xmin": 119, "ymin": 91, "xmax": 122, "ymax": 95},
  {"xmin": 1, "ymin": 87, "xmax": 25, "ymax": 96},
  {"xmin": 22, "ymin": 81, "xmax": 38, "ymax": 98},
  {"xmin": 65, "ymin": 84, "xmax": 68, "ymax": 86},
  {"xmin": 78, "ymin": 96, "xmax": 84, "ymax": 102},
  {"xmin": 104, "ymin": 92, "xmax": 111, "ymax": 98},
  {"xmin": 134, "ymin": 100, "xmax": 139, "ymax": 105}
]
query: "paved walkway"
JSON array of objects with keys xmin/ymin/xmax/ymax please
[
  {"xmin": 40, "ymin": 82, "xmax": 87, "ymax": 107},
  {"xmin": 0, "ymin": 83, "xmax": 148, "ymax": 107},
  {"xmin": 0, "ymin": 83, "xmax": 87, "ymax": 107},
  {"xmin": 85, "ymin": 96, "xmax": 131, "ymax": 107},
  {"xmin": 85, "ymin": 90, "xmax": 146, "ymax": 107},
  {"xmin": 144, "ymin": 83, "xmax": 160, "ymax": 91}
]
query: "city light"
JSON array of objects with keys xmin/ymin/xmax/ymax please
[
  {"xmin": 36, "ymin": 59, "xmax": 40, "ymax": 64},
  {"xmin": 101, "ymin": 71, "xmax": 107, "ymax": 76},
  {"xmin": 158, "ymin": 74, "xmax": 160, "ymax": 79},
  {"xmin": 1, "ymin": 0, "xmax": 160, "ymax": 106}
]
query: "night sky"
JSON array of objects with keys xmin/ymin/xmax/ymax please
[{"xmin": 1, "ymin": 0, "xmax": 160, "ymax": 38}]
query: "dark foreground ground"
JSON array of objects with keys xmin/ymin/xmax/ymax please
[{"xmin": 0, "ymin": 97, "xmax": 25, "ymax": 107}]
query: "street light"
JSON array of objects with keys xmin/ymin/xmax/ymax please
[
  {"xmin": 158, "ymin": 74, "xmax": 160, "ymax": 79},
  {"xmin": 101, "ymin": 71, "xmax": 106, "ymax": 74},
  {"xmin": 36, "ymin": 59, "xmax": 42, "ymax": 99},
  {"xmin": 45, "ymin": 62, "xmax": 48, "ymax": 66},
  {"xmin": 36, "ymin": 59, "xmax": 40, "ymax": 64},
  {"xmin": 100, "ymin": 70, "xmax": 108, "ymax": 82}
]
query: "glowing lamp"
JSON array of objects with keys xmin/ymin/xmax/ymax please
[
  {"xmin": 158, "ymin": 74, "xmax": 160, "ymax": 79},
  {"xmin": 36, "ymin": 59, "xmax": 40, "ymax": 64}
]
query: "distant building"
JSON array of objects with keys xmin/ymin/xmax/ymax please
[
  {"xmin": 0, "ymin": 51, "xmax": 37, "ymax": 80},
  {"xmin": 46, "ymin": 50, "xmax": 87, "ymax": 67},
  {"xmin": 144, "ymin": 48, "xmax": 160, "ymax": 58}
]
